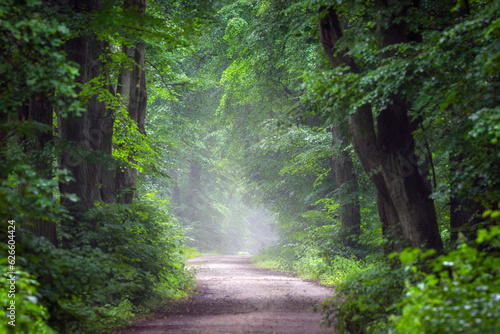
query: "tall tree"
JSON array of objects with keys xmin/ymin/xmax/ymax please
[
  {"xmin": 115, "ymin": 0, "xmax": 148, "ymax": 204},
  {"xmin": 331, "ymin": 125, "xmax": 361, "ymax": 248},
  {"xmin": 317, "ymin": 3, "xmax": 443, "ymax": 250},
  {"xmin": 58, "ymin": 0, "xmax": 115, "ymax": 219},
  {"xmin": 0, "ymin": 0, "xmax": 79, "ymax": 244}
]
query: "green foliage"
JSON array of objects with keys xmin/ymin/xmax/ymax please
[
  {"xmin": 5, "ymin": 199, "xmax": 195, "ymax": 333},
  {"xmin": 253, "ymin": 244, "xmax": 373, "ymax": 287},
  {"xmin": 319, "ymin": 226, "xmax": 500, "ymax": 333},
  {"xmin": 391, "ymin": 227, "xmax": 500, "ymax": 334},
  {"xmin": 0, "ymin": 247, "xmax": 55, "ymax": 334},
  {"xmin": 0, "ymin": 149, "xmax": 74, "ymax": 224},
  {"xmin": 113, "ymin": 108, "xmax": 158, "ymax": 174},
  {"xmin": 18, "ymin": 236, "xmax": 124, "ymax": 333},
  {"xmin": 0, "ymin": 0, "xmax": 80, "ymax": 118},
  {"xmin": 295, "ymin": 250, "xmax": 374, "ymax": 286},
  {"xmin": 69, "ymin": 200, "xmax": 195, "ymax": 304},
  {"xmin": 319, "ymin": 262, "xmax": 410, "ymax": 333}
]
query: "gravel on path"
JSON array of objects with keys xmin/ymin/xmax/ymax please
[{"xmin": 117, "ymin": 255, "xmax": 335, "ymax": 334}]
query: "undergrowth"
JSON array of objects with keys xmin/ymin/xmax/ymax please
[
  {"xmin": 251, "ymin": 245, "xmax": 374, "ymax": 286},
  {"xmin": 318, "ymin": 225, "xmax": 500, "ymax": 333},
  {"xmin": 0, "ymin": 200, "xmax": 196, "ymax": 334}
]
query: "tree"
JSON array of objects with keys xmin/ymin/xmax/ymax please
[
  {"xmin": 57, "ymin": 0, "xmax": 116, "ymax": 220},
  {"xmin": 114, "ymin": 0, "xmax": 148, "ymax": 204},
  {"xmin": 331, "ymin": 124, "xmax": 361, "ymax": 248},
  {"xmin": 316, "ymin": 2, "xmax": 443, "ymax": 250},
  {"xmin": 0, "ymin": 0, "xmax": 80, "ymax": 245}
]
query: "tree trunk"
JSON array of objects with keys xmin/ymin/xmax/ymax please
[
  {"xmin": 25, "ymin": 95, "xmax": 59, "ymax": 246},
  {"xmin": 115, "ymin": 0, "xmax": 148, "ymax": 204},
  {"xmin": 318, "ymin": 5, "xmax": 443, "ymax": 250},
  {"xmin": 377, "ymin": 191, "xmax": 404, "ymax": 252},
  {"xmin": 377, "ymin": 95, "xmax": 442, "ymax": 250},
  {"xmin": 57, "ymin": 0, "xmax": 116, "ymax": 246},
  {"xmin": 59, "ymin": 33, "xmax": 110, "ymax": 212},
  {"xmin": 331, "ymin": 125, "xmax": 361, "ymax": 248}
]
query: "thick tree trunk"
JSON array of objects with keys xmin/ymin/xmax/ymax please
[
  {"xmin": 377, "ymin": 97, "xmax": 442, "ymax": 249},
  {"xmin": 318, "ymin": 5, "xmax": 443, "ymax": 250},
  {"xmin": 115, "ymin": 0, "xmax": 148, "ymax": 204},
  {"xmin": 59, "ymin": 33, "xmax": 110, "ymax": 212},
  {"xmin": 57, "ymin": 0, "xmax": 116, "ymax": 246},
  {"xmin": 12, "ymin": 95, "xmax": 59, "ymax": 246},
  {"xmin": 331, "ymin": 125, "xmax": 361, "ymax": 248}
]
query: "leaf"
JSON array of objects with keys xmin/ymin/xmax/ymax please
[{"xmin": 399, "ymin": 248, "xmax": 420, "ymax": 265}]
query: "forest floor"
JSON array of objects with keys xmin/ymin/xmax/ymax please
[{"xmin": 117, "ymin": 255, "xmax": 335, "ymax": 334}]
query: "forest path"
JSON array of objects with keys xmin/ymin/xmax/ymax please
[{"xmin": 119, "ymin": 255, "xmax": 335, "ymax": 334}]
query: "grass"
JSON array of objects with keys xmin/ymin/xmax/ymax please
[
  {"xmin": 250, "ymin": 254, "xmax": 281, "ymax": 270},
  {"xmin": 251, "ymin": 249, "xmax": 376, "ymax": 287}
]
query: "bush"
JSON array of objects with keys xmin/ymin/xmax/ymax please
[
  {"xmin": 71, "ymin": 201, "xmax": 194, "ymax": 304},
  {"xmin": 319, "ymin": 262, "xmax": 411, "ymax": 333},
  {"xmin": 17, "ymin": 232, "xmax": 129, "ymax": 333},
  {"xmin": 391, "ymin": 226, "xmax": 500, "ymax": 334},
  {"xmin": 8, "ymin": 200, "xmax": 195, "ymax": 333},
  {"xmin": 0, "ymin": 246, "xmax": 55, "ymax": 334},
  {"xmin": 319, "ymin": 226, "xmax": 500, "ymax": 334}
]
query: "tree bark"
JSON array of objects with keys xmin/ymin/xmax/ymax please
[
  {"xmin": 24, "ymin": 95, "xmax": 59, "ymax": 246},
  {"xmin": 115, "ymin": 0, "xmax": 148, "ymax": 204},
  {"xmin": 318, "ymin": 5, "xmax": 443, "ymax": 250},
  {"xmin": 59, "ymin": 32, "xmax": 111, "ymax": 212},
  {"xmin": 57, "ymin": 0, "xmax": 117, "ymax": 246},
  {"xmin": 331, "ymin": 125, "xmax": 361, "ymax": 248}
]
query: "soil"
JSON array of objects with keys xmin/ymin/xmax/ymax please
[{"xmin": 117, "ymin": 255, "xmax": 335, "ymax": 334}]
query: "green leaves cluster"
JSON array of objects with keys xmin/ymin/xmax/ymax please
[
  {"xmin": 0, "ymin": 199, "xmax": 195, "ymax": 333},
  {"xmin": 320, "ymin": 226, "xmax": 500, "ymax": 334},
  {"xmin": 0, "ymin": 0, "xmax": 80, "ymax": 119},
  {"xmin": 0, "ymin": 251, "xmax": 55, "ymax": 334},
  {"xmin": 393, "ymin": 227, "xmax": 500, "ymax": 334}
]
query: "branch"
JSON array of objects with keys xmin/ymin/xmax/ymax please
[
  {"xmin": 145, "ymin": 60, "xmax": 187, "ymax": 89},
  {"xmin": 318, "ymin": 6, "xmax": 359, "ymax": 73},
  {"xmin": 420, "ymin": 122, "xmax": 437, "ymax": 189},
  {"xmin": 279, "ymin": 77, "xmax": 302, "ymax": 100}
]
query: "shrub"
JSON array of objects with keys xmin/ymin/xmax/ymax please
[
  {"xmin": 17, "ymin": 232, "xmax": 128, "ymax": 333},
  {"xmin": 10, "ymin": 200, "xmax": 195, "ymax": 333},
  {"xmin": 319, "ymin": 226, "xmax": 500, "ymax": 334},
  {"xmin": 391, "ymin": 226, "xmax": 500, "ymax": 334},
  {"xmin": 318, "ymin": 262, "xmax": 410, "ymax": 333},
  {"xmin": 0, "ymin": 246, "xmax": 55, "ymax": 334},
  {"xmin": 71, "ymin": 201, "xmax": 194, "ymax": 304}
]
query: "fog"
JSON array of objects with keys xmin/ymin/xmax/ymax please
[{"xmin": 166, "ymin": 163, "xmax": 277, "ymax": 255}]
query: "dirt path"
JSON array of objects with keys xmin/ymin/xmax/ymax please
[{"xmin": 119, "ymin": 255, "xmax": 335, "ymax": 333}]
